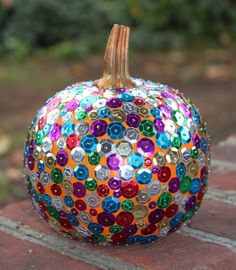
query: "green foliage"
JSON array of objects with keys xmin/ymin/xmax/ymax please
[{"xmin": 0, "ymin": 0, "xmax": 235, "ymax": 59}]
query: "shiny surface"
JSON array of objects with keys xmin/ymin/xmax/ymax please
[{"xmin": 24, "ymin": 78, "xmax": 210, "ymax": 245}]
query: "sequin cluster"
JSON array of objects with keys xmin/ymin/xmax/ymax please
[{"xmin": 24, "ymin": 78, "xmax": 210, "ymax": 245}]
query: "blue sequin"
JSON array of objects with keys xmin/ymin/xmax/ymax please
[
  {"xmin": 80, "ymin": 135, "xmax": 98, "ymax": 152},
  {"xmin": 98, "ymin": 107, "xmax": 110, "ymax": 118},
  {"xmin": 200, "ymin": 137, "xmax": 208, "ymax": 153},
  {"xmin": 120, "ymin": 93, "xmax": 134, "ymax": 102},
  {"xmin": 60, "ymin": 109, "xmax": 68, "ymax": 116},
  {"xmin": 150, "ymin": 107, "xmax": 161, "ymax": 118},
  {"xmin": 190, "ymin": 178, "xmax": 201, "ymax": 194},
  {"xmin": 80, "ymin": 95, "xmax": 96, "ymax": 107},
  {"xmin": 177, "ymin": 127, "xmax": 191, "ymax": 144},
  {"xmin": 64, "ymin": 195, "xmax": 74, "ymax": 207},
  {"xmin": 128, "ymin": 153, "xmax": 144, "ymax": 169},
  {"xmin": 61, "ymin": 122, "xmax": 75, "ymax": 136},
  {"xmin": 67, "ymin": 213, "xmax": 79, "ymax": 226},
  {"xmin": 43, "ymin": 123, "xmax": 51, "ymax": 135},
  {"xmin": 128, "ymin": 235, "xmax": 145, "ymax": 244},
  {"xmin": 136, "ymin": 169, "xmax": 152, "ymax": 184},
  {"xmin": 88, "ymin": 222, "xmax": 104, "ymax": 234},
  {"xmin": 156, "ymin": 132, "xmax": 171, "ymax": 149},
  {"xmin": 74, "ymin": 164, "xmax": 89, "ymax": 180},
  {"xmin": 192, "ymin": 108, "xmax": 201, "ymax": 124},
  {"xmin": 176, "ymin": 163, "xmax": 186, "ymax": 180},
  {"xmin": 31, "ymin": 189, "xmax": 39, "ymax": 202},
  {"xmin": 42, "ymin": 194, "xmax": 51, "ymax": 205},
  {"xmin": 170, "ymin": 212, "xmax": 183, "ymax": 227},
  {"xmin": 102, "ymin": 196, "xmax": 120, "ymax": 213},
  {"xmin": 140, "ymin": 235, "xmax": 158, "ymax": 244},
  {"xmin": 107, "ymin": 122, "xmax": 125, "ymax": 140}
]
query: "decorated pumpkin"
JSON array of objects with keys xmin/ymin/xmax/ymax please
[{"xmin": 23, "ymin": 24, "xmax": 210, "ymax": 245}]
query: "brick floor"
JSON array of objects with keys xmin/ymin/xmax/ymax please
[
  {"xmin": 0, "ymin": 135, "xmax": 236, "ymax": 270},
  {"xmin": 0, "ymin": 232, "xmax": 100, "ymax": 270}
]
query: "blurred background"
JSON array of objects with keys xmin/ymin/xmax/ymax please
[{"xmin": 0, "ymin": 0, "xmax": 235, "ymax": 207}]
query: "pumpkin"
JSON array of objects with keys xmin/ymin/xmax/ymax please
[{"xmin": 23, "ymin": 24, "xmax": 210, "ymax": 245}]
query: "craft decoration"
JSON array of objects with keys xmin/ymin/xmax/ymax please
[{"xmin": 23, "ymin": 24, "xmax": 210, "ymax": 245}]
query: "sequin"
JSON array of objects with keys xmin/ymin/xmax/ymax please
[
  {"xmin": 94, "ymin": 165, "xmax": 109, "ymax": 180},
  {"xmin": 61, "ymin": 122, "xmax": 75, "ymax": 136},
  {"xmin": 74, "ymin": 164, "xmax": 89, "ymax": 180},
  {"xmin": 136, "ymin": 168, "xmax": 152, "ymax": 184},
  {"xmin": 71, "ymin": 147, "xmax": 85, "ymax": 163},
  {"xmin": 128, "ymin": 153, "xmax": 144, "ymax": 169},
  {"xmin": 116, "ymin": 141, "xmax": 133, "ymax": 157},
  {"xmin": 124, "ymin": 127, "xmax": 139, "ymax": 143},
  {"xmin": 119, "ymin": 165, "xmax": 134, "ymax": 181},
  {"xmin": 107, "ymin": 154, "xmax": 123, "ymax": 170},
  {"xmin": 86, "ymin": 193, "xmax": 100, "ymax": 208},
  {"xmin": 90, "ymin": 120, "xmax": 108, "ymax": 137},
  {"xmin": 137, "ymin": 138, "xmax": 154, "ymax": 157},
  {"xmin": 126, "ymin": 113, "xmax": 141, "ymax": 128},
  {"xmin": 102, "ymin": 197, "xmax": 120, "ymax": 213},
  {"xmin": 156, "ymin": 132, "xmax": 171, "ymax": 149},
  {"xmin": 108, "ymin": 177, "xmax": 121, "ymax": 190},
  {"xmin": 148, "ymin": 209, "xmax": 165, "ymax": 224},
  {"xmin": 80, "ymin": 135, "xmax": 98, "ymax": 153},
  {"xmin": 56, "ymin": 150, "xmax": 68, "ymax": 166},
  {"xmin": 75, "ymin": 122, "xmax": 89, "ymax": 136},
  {"xmin": 73, "ymin": 182, "xmax": 86, "ymax": 198},
  {"xmin": 107, "ymin": 122, "xmax": 125, "ymax": 139}
]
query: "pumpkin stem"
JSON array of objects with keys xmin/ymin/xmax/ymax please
[{"xmin": 94, "ymin": 24, "xmax": 136, "ymax": 89}]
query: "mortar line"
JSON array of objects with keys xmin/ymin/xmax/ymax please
[
  {"xmin": 211, "ymin": 159, "xmax": 236, "ymax": 171},
  {"xmin": 0, "ymin": 217, "xmax": 143, "ymax": 270},
  {"xmin": 206, "ymin": 189, "xmax": 236, "ymax": 206},
  {"xmin": 179, "ymin": 226, "xmax": 236, "ymax": 252}
]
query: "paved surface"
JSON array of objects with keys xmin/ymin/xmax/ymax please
[{"xmin": 0, "ymin": 135, "xmax": 236, "ymax": 270}]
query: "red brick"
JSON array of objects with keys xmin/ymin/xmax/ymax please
[
  {"xmin": 0, "ymin": 200, "xmax": 56, "ymax": 235},
  {"xmin": 212, "ymin": 144, "xmax": 236, "ymax": 163},
  {"xmin": 210, "ymin": 168, "xmax": 236, "ymax": 191},
  {"xmin": 0, "ymin": 231, "xmax": 100, "ymax": 270},
  {"xmin": 190, "ymin": 199, "xmax": 236, "ymax": 240},
  {"xmin": 1, "ymin": 200, "xmax": 236, "ymax": 270},
  {"xmin": 98, "ymin": 234, "xmax": 236, "ymax": 270}
]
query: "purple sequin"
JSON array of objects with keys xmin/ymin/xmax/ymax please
[
  {"xmin": 49, "ymin": 123, "xmax": 61, "ymax": 141},
  {"xmin": 108, "ymin": 177, "xmax": 121, "ymax": 190},
  {"xmin": 90, "ymin": 120, "xmax": 108, "ymax": 137},
  {"xmin": 185, "ymin": 196, "xmax": 197, "ymax": 211},
  {"xmin": 73, "ymin": 182, "xmax": 86, "ymax": 198},
  {"xmin": 106, "ymin": 97, "xmax": 122, "ymax": 108},
  {"xmin": 56, "ymin": 150, "xmax": 68, "ymax": 166},
  {"xmin": 66, "ymin": 99, "xmax": 79, "ymax": 111},
  {"xmin": 137, "ymin": 138, "xmax": 155, "ymax": 157},
  {"xmin": 168, "ymin": 177, "xmax": 180, "ymax": 193}
]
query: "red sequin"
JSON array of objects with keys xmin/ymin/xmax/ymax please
[
  {"xmin": 145, "ymin": 158, "xmax": 152, "ymax": 166},
  {"xmin": 97, "ymin": 184, "xmax": 109, "ymax": 197},
  {"xmin": 141, "ymin": 224, "xmax": 156, "ymax": 235},
  {"xmin": 66, "ymin": 134, "xmax": 79, "ymax": 149},
  {"xmin": 37, "ymin": 182, "xmax": 45, "ymax": 194},
  {"xmin": 120, "ymin": 181, "xmax": 139, "ymax": 198},
  {"xmin": 59, "ymin": 218, "xmax": 72, "ymax": 229},
  {"xmin": 116, "ymin": 212, "xmax": 134, "ymax": 226},
  {"xmin": 38, "ymin": 115, "xmax": 47, "ymax": 130},
  {"xmin": 112, "ymin": 232, "xmax": 128, "ymax": 245},
  {"xmin": 165, "ymin": 204, "xmax": 178, "ymax": 218},
  {"xmin": 51, "ymin": 184, "xmax": 62, "ymax": 196},
  {"xmin": 158, "ymin": 166, "xmax": 171, "ymax": 182},
  {"xmin": 90, "ymin": 208, "xmax": 97, "ymax": 216},
  {"xmin": 134, "ymin": 97, "xmax": 145, "ymax": 106},
  {"xmin": 75, "ymin": 199, "xmax": 86, "ymax": 211}
]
